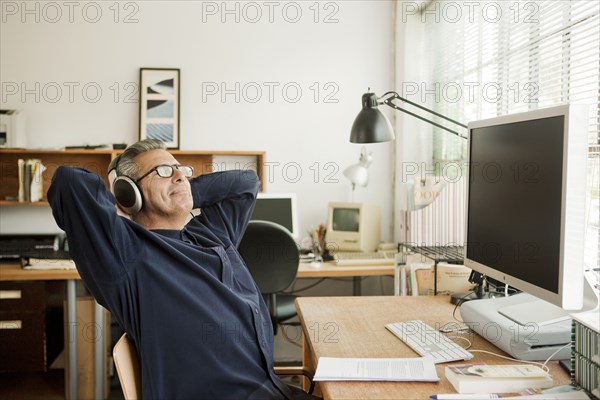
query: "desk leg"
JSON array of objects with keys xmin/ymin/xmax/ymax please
[
  {"xmin": 66, "ymin": 279, "xmax": 77, "ymax": 399},
  {"xmin": 353, "ymin": 277, "xmax": 361, "ymax": 296},
  {"xmin": 94, "ymin": 301, "xmax": 105, "ymax": 400},
  {"xmin": 301, "ymin": 329, "xmax": 320, "ymax": 396}
]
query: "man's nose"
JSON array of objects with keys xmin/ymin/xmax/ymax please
[{"xmin": 172, "ymin": 167, "xmax": 186, "ymax": 181}]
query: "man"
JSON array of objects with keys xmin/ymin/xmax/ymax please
[{"xmin": 48, "ymin": 139, "xmax": 309, "ymax": 399}]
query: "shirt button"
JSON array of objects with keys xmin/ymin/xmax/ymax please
[{"xmin": 254, "ymin": 308, "xmax": 259, "ymax": 314}]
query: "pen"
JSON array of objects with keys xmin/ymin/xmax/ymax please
[{"xmin": 430, "ymin": 394, "xmax": 501, "ymax": 399}]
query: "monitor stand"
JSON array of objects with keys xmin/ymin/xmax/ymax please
[
  {"xmin": 460, "ymin": 279, "xmax": 599, "ymax": 360},
  {"xmin": 459, "ymin": 293, "xmax": 573, "ymax": 360}
]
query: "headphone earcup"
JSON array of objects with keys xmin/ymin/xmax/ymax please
[{"xmin": 113, "ymin": 176, "xmax": 143, "ymax": 215}]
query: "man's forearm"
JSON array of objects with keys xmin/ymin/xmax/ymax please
[{"xmin": 191, "ymin": 170, "xmax": 259, "ymax": 209}]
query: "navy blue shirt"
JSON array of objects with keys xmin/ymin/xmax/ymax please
[{"xmin": 48, "ymin": 167, "xmax": 292, "ymax": 400}]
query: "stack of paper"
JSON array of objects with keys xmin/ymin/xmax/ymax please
[
  {"xmin": 21, "ymin": 258, "xmax": 76, "ymax": 270},
  {"xmin": 313, "ymin": 357, "xmax": 439, "ymax": 382}
]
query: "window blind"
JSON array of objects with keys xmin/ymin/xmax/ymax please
[{"xmin": 419, "ymin": 0, "xmax": 599, "ymax": 269}]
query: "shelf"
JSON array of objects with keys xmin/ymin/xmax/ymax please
[
  {"xmin": 0, "ymin": 200, "xmax": 49, "ymax": 206},
  {"xmin": 0, "ymin": 148, "xmax": 266, "ymax": 206}
]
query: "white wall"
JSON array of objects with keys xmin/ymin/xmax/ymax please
[{"xmin": 0, "ymin": 1, "xmax": 395, "ymax": 242}]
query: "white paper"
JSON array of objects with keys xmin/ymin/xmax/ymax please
[
  {"xmin": 23, "ymin": 258, "xmax": 76, "ymax": 270},
  {"xmin": 506, "ymin": 391, "xmax": 590, "ymax": 399},
  {"xmin": 313, "ymin": 357, "xmax": 439, "ymax": 382}
]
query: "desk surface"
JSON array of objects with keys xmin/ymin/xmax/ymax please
[
  {"xmin": 0, "ymin": 263, "xmax": 80, "ymax": 281},
  {"xmin": 295, "ymin": 296, "xmax": 571, "ymax": 400},
  {"xmin": 2, "ymin": 260, "xmax": 394, "ymax": 281},
  {"xmin": 296, "ymin": 262, "xmax": 394, "ymax": 278}
]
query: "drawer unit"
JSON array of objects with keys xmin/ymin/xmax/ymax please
[
  {"xmin": 0, "ymin": 310, "xmax": 45, "ymax": 372},
  {"xmin": 0, "ymin": 281, "xmax": 63, "ymax": 373},
  {"xmin": 0, "ymin": 281, "xmax": 45, "ymax": 311}
]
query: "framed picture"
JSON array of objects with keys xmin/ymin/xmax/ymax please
[{"xmin": 139, "ymin": 68, "xmax": 180, "ymax": 149}]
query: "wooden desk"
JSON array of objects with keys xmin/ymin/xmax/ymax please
[
  {"xmin": 296, "ymin": 262, "xmax": 394, "ymax": 295},
  {"xmin": 0, "ymin": 263, "xmax": 105, "ymax": 399},
  {"xmin": 295, "ymin": 296, "xmax": 571, "ymax": 400}
]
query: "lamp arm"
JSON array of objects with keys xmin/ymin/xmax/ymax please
[{"xmin": 379, "ymin": 91, "xmax": 467, "ymax": 139}]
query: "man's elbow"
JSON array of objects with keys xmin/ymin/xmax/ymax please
[{"xmin": 241, "ymin": 170, "xmax": 260, "ymax": 194}]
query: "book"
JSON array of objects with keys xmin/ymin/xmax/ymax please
[
  {"xmin": 415, "ymin": 268, "xmax": 434, "ymax": 295},
  {"xmin": 395, "ymin": 262, "xmax": 433, "ymax": 296},
  {"xmin": 28, "ymin": 159, "xmax": 46, "ymax": 202},
  {"xmin": 445, "ymin": 363, "xmax": 554, "ymax": 394},
  {"xmin": 436, "ymin": 263, "xmax": 473, "ymax": 295},
  {"xmin": 397, "ymin": 253, "xmax": 434, "ymax": 296},
  {"xmin": 17, "ymin": 158, "xmax": 46, "ymax": 202}
]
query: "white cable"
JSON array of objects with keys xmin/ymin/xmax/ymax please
[
  {"xmin": 541, "ymin": 343, "xmax": 572, "ymax": 371},
  {"xmin": 439, "ymin": 321, "xmax": 471, "ymax": 333},
  {"xmin": 448, "ymin": 335, "xmax": 473, "ymax": 349}
]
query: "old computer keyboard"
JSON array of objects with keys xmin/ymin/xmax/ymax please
[
  {"xmin": 386, "ymin": 320, "xmax": 474, "ymax": 363},
  {"xmin": 334, "ymin": 251, "xmax": 396, "ymax": 265}
]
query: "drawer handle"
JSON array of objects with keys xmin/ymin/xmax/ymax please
[
  {"xmin": 0, "ymin": 320, "xmax": 22, "ymax": 329},
  {"xmin": 0, "ymin": 290, "xmax": 22, "ymax": 300}
]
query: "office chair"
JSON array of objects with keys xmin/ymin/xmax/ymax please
[
  {"xmin": 113, "ymin": 333, "xmax": 315, "ymax": 398},
  {"xmin": 238, "ymin": 220, "xmax": 300, "ymax": 335},
  {"xmin": 113, "ymin": 333, "xmax": 141, "ymax": 400}
]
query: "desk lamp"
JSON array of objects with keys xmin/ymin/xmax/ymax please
[
  {"xmin": 349, "ymin": 90, "xmax": 494, "ymax": 303},
  {"xmin": 349, "ymin": 91, "xmax": 468, "ymax": 143}
]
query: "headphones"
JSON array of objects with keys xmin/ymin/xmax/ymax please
[{"xmin": 108, "ymin": 154, "xmax": 143, "ymax": 215}]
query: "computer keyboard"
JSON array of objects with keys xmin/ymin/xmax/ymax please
[
  {"xmin": 334, "ymin": 251, "xmax": 396, "ymax": 265},
  {"xmin": 386, "ymin": 320, "xmax": 473, "ymax": 363}
]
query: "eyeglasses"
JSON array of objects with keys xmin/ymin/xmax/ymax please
[{"xmin": 136, "ymin": 164, "xmax": 194, "ymax": 183}]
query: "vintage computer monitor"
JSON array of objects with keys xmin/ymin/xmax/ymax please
[
  {"xmin": 326, "ymin": 202, "xmax": 380, "ymax": 252},
  {"xmin": 460, "ymin": 104, "xmax": 598, "ymax": 360},
  {"xmin": 250, "ymin": 193, "xmax": 298, "ymax": 239}
]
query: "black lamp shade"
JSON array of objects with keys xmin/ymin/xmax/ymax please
[{"xmin": 349, "ymin": 93, "xmax": 395, "ymax": 143}]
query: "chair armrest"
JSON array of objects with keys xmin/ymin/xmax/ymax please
[{"xmin": 274, "ymin": 366, "xmax": 315, "ymax": 394}]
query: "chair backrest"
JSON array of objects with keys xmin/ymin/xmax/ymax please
[
  {"xmin": 238, "ymin": 220, "xmax": 299, "ymax": 294},
  {"xmin": 113, "ymin": 333, "xmax": 142, "ymax": 400}
]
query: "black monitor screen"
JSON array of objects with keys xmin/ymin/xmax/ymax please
[
  {"xmin": 466, "ymin": 116, "xmax": 564, "ymax": 294},
  {"xmin": 332, "ymin": 208, "xmax": 360, "ymax": 232},
  {"xmin": 250, "ymin": 197, "xmax": 294, "ymax": 234}
]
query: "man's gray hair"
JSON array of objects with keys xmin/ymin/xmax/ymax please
[{"xmin": 117, "ymin": 139, "xmax": 166, "ymax": 180}]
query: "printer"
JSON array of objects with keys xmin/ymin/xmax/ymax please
[{"xmin": 0, "ymin": 234, "xmax": 68, "ymax": 260}]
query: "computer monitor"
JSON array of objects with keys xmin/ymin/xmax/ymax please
[
  {"xmin": 250, "ymin": 193, "xmax": 298, "ymax": 239},
  {"xmin": 326, "ymin": 202, "xmax": 380, "ymax": 252},
  {"xmin": 463, "ymin": 104, "xmax": 593, "ymax": 324}
]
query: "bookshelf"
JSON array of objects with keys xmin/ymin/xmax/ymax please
[
  {"xmin": 571, "ymin": 313, "xmax": 600, "ymax": 399},
  {"xmin": 0, "ymin": 148, "xmax": 266, "ymax": 205}
]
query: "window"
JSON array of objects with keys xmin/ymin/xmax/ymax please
[{"xmin": 414, "ymin": 0, "xmax": 599, "ymax": 269}]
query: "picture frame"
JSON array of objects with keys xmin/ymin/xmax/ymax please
[{"xmin": 139, "ymin": 68, "xmax": 180, "ymax": 149}]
